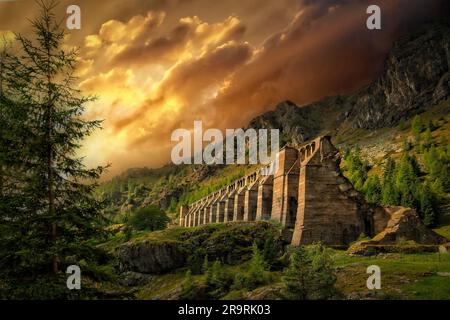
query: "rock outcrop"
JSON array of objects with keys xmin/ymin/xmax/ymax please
[
  {"xmin": 347, "ymin": 20, "xmax": 450, "ymax": 129},
  {"xmin": 372, "ymin": 207, "xmax": 448, "ymax": 245},
  {"xmin": 347, "ymin": 207, "xmax": 448, "ymax": 255},
  {"xmin": 247, "ymin": 20, "xmax": 450, "ymax": 140},
  {"xmin": 117, "ymin": 240, "xmax": 187, "ymax": 274},
  {"xmin": 116, "ymin": 222, "xmax": 282, "ymax": 274}
]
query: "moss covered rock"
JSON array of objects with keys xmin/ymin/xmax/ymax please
[{"xmin": 116, "ymin": 221, "xmax": 283, "ymax": 274}]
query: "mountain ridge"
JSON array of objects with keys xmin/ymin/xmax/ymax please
[
  {"xmin": 247, "ymin": 19, "xmax": 449, "ymax": 145},
  {"xmin": 98, "ymin": 19, "xmax": 450, "ymax": 217}
]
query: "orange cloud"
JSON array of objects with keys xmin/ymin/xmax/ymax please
[{"xmin": 68, "ymin": 0, "xmax": 446, "ymax": 177}]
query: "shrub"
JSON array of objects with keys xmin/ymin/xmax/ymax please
[
  {"xmin": 180, "ymin": 270, "xmax": 198, "ymax": 300},
  {"xmin": 282, "ymin": 244, "xmax": 340, "ymax": 300},
  {"xmin": 128, "ymin": 205, "xmax": 169, "ymax": 231},
  {"xmin": 262, "ymin": 235, "xmax": 280, "ymax": 270},
  {"xmin": 232, "ymin": 243, "xmax": 271, "ymax": 290},
  {"xmin": 187, "ymin": 248, "xmax": 207, "ymax": 274},
  {"xmin": 204, "ymin": 260, "xmax": 233, "ymax": 299}
]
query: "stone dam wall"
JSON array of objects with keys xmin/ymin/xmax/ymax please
[{"xmin": 179, "ymin": 136, "xmax": 447, "ymax": 246}]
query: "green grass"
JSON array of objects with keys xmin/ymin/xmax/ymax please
[
  {"xmin": 333, "ymin": 250, "xmax": 450, "ymax": 299},
  {"xmin": 403, "ymin": 275, "xmax": 450, "ymax": 300},
  {"xmin": 130, "ymin": 246, "xmax": 450, "ymax": 300}
]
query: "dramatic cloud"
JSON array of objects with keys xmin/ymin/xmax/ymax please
[{"xmin": 0, "ymin": 0, "xmax": 446, "ymax": 177}]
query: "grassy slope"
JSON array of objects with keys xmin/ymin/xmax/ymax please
[
  {"xmin": 113, "ymin": 244, "xmax": 450, "ymax": 300},
  {"xmin": 98, "ymin": 100, "xmax": 450, "ymax": 300},
  {"xmin": 100, "ymin": 220, "xmax": 450, "ymax": 300},
  {"xmin": 333, "ymin": 251, "xmax": 450, "ymax": 300}
]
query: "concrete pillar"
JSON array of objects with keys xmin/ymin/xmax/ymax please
[
  {"xmin": 233, "ymin": 187, "xmax": 246, "ymax": 221},
  {"xmin": 217, "ymin": 200, "xmax": 226, "ymax": 222},
  {"xmin": 199, "ymin": 207, "xmax": 205, "ymax": 225},
  {"xmin": 192, "ymin": 211, "xmax": 197, "ymax": 227},
  {"xmin": 224, "ymin": 192, "xmax": 235, "ymax": 222},
  {"xmin": 209, "ymin": 203, "xmax": 217, "ymax": 223},
  {"xmin": 204, "ymin": 206, "xmax": 210, "ymax": 224},
  {"xmin": 271, "ymin": 147, "xmax": 299, "ymax": 228},
  {"xmin": 179, "ymin": 206, "xmax": 188, "ymax": 226},
  {"xmin": 256, "ymin": 176, "xmax": 273, "ymax": 221},
  {"xmin": 197, "ymin": 207, "xmax": 203, "ymax": 226},
  {"xmin": 244, "ymin": 181, "xmax": 258, "ymax": 221}
]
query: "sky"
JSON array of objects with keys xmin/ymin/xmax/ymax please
[{"xmin": 0, "ymin": 0, "xmax": 447, "ymax": 177}]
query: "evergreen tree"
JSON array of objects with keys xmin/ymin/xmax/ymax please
[
  {"xmin": 205, "ymin": 259, "xmax": 232, "ymax": 298},
  {"xmin": 0, "ymin": 1, "xmax": 107, "ymax": 297},
  {"xmin": 248, "ymin": 242, "xmax": 268, "ymax": 277},
  {"xmin": 262, "ymin": 234, "xmax": 279, "ymax": 270},
  {"xmin": 412, "ymin": 115, "xmax": 423, "ymax": 136},
  {"xmin": 345, "ymin": 148, "xmax": 369, "ymax": 190},
  {"xmin": 422, "ymin": 128, "xmax": 433, "ymax": 150},
  {"xmin": 202, "ymin": 254, "xmax": 209, "ymax": 274},
  {"xmin": 281, "ymin": 244, "xmax": 338, "ymax": 300},
  {"xmin": 180, "ymin": 270, "xmax": 197, "ymax": 300},
  {"xmin": 363, "ymin": 175, "xmax": 382, "ymax": 204},
  {"xmin": 395, "ymin": 154, "xmax": 419, "ymax": 208},
  {"xmin": 233, "ymin": 243, "xmax": 270, "ymax": 290},
  {"xmin": 419, "ymin": 183, "xmax": 437, "ymax": 227}
]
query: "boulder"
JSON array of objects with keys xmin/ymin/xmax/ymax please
[
  {"xmin": 116, "ymin": 240, "xmax": 187, "ymax": 274},
  {"xmin": 372, "ymin": 207, "xmax": 447, "ymax": 245}
]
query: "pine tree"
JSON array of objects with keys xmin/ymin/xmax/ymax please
[
  {"xmin": 282, "ymin": 244, "xmax": 338, "ymax": 300},
  {"xmin": 422, "ymin": 128, "xmax": 433, "ymax": 150},
  {"xmin": 363, "ymin": 175, "xmax": 382, "ymax": 204},
  {"xmin": 248, "ymin": 242, "xmax": 268, "ymax": 277},
  {"xmin": 395, "ymin": 154, "xmax": 419, "ymax": 208},
  {"xmin": 262, "ymin": 234, "xmax": 278, "ymax": 270},
  {"xmin": 180, "ymin": 270, "xmax": 197, "ymax": 300},
  {"xmin": 419, "ymin": 183, "xmax": 437, "ymax": 227},
  {"xmin": 0, "ymin": 1, "xmax": 107, "ymax": 296},
  {"xmin": 412, "ymin": 115, "xmax": 423, "ymax": 137},
  {"xmin": 233, "ymin": 243, "xmax": 269, "ymax": 290},
  {"xmin": 345, "ymin": 148, "xmax": 369, "ymax": 191}
]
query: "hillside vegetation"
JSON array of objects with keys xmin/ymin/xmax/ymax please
[{"xmin": 98, "ymin": 221, "xmax": 450, "ymax": 300}]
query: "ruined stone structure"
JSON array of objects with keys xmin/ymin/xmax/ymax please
[{"xmin": 179, "ymin": 136, "xmax": 446, "ymax": 246}]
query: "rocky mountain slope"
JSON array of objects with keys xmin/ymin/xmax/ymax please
[
  {"xmin": 98, "ymin": 19, "xmax": 450, "ymax": 219},
  {"xmin": 249, "ymin": 19, "xmax": 449, "ymax": 144}
]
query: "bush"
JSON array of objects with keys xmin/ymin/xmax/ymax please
[
  {"xmin": 262, "ymin": 235, "xmax": 280, "ymax": 270},
  {"xmin": 180, "ymin": 270, "xmax": 198, "ymax": 300},
  {"xmin": 187, "ymin": 248, "xmax": 207, "ymax": 274},
  {"xmin": 204, "ymin": 260, "xmax": 233, "ymax": 299},
  {"xmin": 128, "ymin": 205, "xmax": 169, "ymax": 231},
  {"xmin": 232, "ymin": 243, "xmax": 272, "ymax": 290},
  {"xmin": 282, "ymin": 244, "xmax": 340, "ymax": 300}
]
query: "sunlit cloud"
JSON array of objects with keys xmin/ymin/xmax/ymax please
[{"xmin": 1, "ymin": 0, "xmax": 445, "ymax": 177}]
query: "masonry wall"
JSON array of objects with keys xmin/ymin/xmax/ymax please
[
  {"xmin": 233, "ymin": 188, "xmax": 246, "ymax": 221},
  {"xmin": 243, "ymin": 183, "xmax": 258, "ymax": 221},
  {"xmin": 181, "ymin": 136, "xmax": 392, "ymax": 247},
  {"xmin": 271, "ymin": 147, "xmax": 299, "ymax": 227},
  {"xmin": 291, "ymin": 138, "xmax": 365, "ymax": 245},
  {"xmin": 256, "ymin": 176, "xmax": 273, "ymax": 221}
]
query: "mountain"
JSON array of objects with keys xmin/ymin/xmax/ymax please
[
  {"xmin": 98, "ymin": 19, "xmax": 450, "ymax": 220},
  {"xmin": 248, "ymin": 19, "xmax": 450, "ymax": 144}
]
